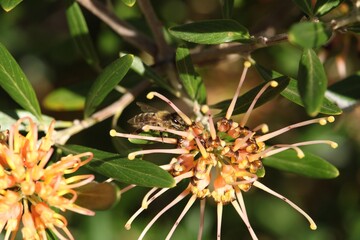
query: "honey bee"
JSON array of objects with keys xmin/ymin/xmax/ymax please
[{"xmin": 128, "ymin": 103, "xmax": 187, "ymax": 131}]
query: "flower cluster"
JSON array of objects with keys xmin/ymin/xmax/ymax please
[
  {"xmin": 111, "ymin": 61, "xmax": 337, "ymax": 240},
  {"xmin": 0, "ymin": 117, "xmax": 94, "ymax": 240}
]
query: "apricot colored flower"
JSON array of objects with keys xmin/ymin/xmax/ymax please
[
  {"xmin": 111, "ymin": 61, "xmax": 337, "ymax": 240},
  {"xmin": 0, "ymin": 117, "xmax": 94, "ymax": 240}
]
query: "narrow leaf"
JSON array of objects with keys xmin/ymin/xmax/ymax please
[
  {"xmin": 169, "ymin": 19, "xmax": 251, "ymax": 44},
  {"xmin": 130, "ymin": 55, "xmax": 178, "ymax": 96},
  {"xmin": 212, "ymin": 76, "xmax": 289, "ymax": 116},
  {"xmin": 292, "ymin": 0, "xmax": 313, "ymax": 16},
  {"xmin": 122, "ymin": 0, "xmax": 136, "ymax": 7},
  {"xmin": 255, "ymin": 64, "xmax": 342, "ymax": 115},
  {"xmin": 298, "ymin": 48, "xmax": 328, "ymax": 116},
  {"xmin": 76, "ymin": 182, "xmax": 120, "ymax": 210},
  {"xmin": 0, "ymin": 109, "xmax": 54, "ymax": 131},
  {"xmin": 0, "ymin": 0, "xmax": 22, "ymax": 12},
  {"xmin": 43, "ymin": 87, "xmax": 85, "ymax": 111},
  {"xmin": 328, "ymin": 71, "xmax": 360, "ymax": 100},
  {"xmin": 314, "ymin": 0, "xmax": 343, "ymax": 16},
  {"xmin": 221, "ymin": 0, "xmax": 234, "ymax": 19},
  {"xmin": 346, "ymin": 25, "xmax": 360, "ymax": 34},
  {"xmin": 263, "ymin": 149, "xmax": 339, "ymax": 179},
  {"xmin": 84, "ymin": 54, "xmax": 133, "ymax": 118},
  {"xmin": 66, "ymin": 0, "xmax": 100, "ymax": 69},
  {"xmin": 0, "ymin": 42, "xmax": 42, "ymax": 120},
  {"xmin": 176, "ymin": 46, "xmax": 206, "ymax": 104},
  {"xmin": 58, "ymin": 144, "xmax": 176, "ymax": 188},
  {"xmin": 288, "ymin": 22, "xmax": 331, "ymax": 48}
]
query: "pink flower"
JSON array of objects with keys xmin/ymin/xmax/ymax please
[
  {"xmin": 0, "ymin": 117, "xmax": 95, "ymax": 240},
  {"xmin": 111, "ymin": 61, "xmax": 337, "ymax": 240}
]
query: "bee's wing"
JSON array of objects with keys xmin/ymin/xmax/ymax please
[{"xmin": 136, "ymin": 102, "xmax": 160, "ymax": 113}]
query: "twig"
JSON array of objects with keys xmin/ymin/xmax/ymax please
[
  {"xmin": 137, "ymin": 0, "xmax": 174, "ymax": 61},
  {"xmin": 53, "ymin": 81, "xmax": 150, "ymax": 145},
  {"xmin": 190, "ymin": 34, "xmax": 288, "ymax": 64},
  {"xmin": 76, "ymin": 0, "xmax": 156, "ymax": 56}
]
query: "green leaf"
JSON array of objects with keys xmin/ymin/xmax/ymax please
[
  {"xmin": 328, "ymin": 71, "xmax": 360, "ymax": 100},
  {"xmin": 0, "ymin": 109, "xmax": 54, "ymax": 131},
  {"xmin": 314, "ymin": 0, "xmax": 343, "ymax": 16},
  {"xmin": 121, "ymin": 0, "xmax": 136, "ymax": 7},
  {"xmin": 130, "ymin": 55, "xmax": 179, "ymax": 96},
  {"xmin": 298, "ymin": 48, "xmax": 328, "ymax": 116},
  {"xmin": 346, "ymin": 24, "xmax": 360, "ymax": 34},
  {"xmin": 76, "ymin": 182, "xmax": 120, "ymax": 210},
  {"xmin": 221, "ymin": 0, "xmax": 234, "ymax": 19},
  {"xmin": 0, "ymin": 0, "xmax": 22, "ymax": 12},
  {"xmin": 288, "ymin": 22, "xmax": 331, "ymax": 48},
  {"xmin": 292, "ymin": 0, "xmax": 313, "ymax": 16},
  {"xmin": 255, "ymin": 64, "xmax": 342, "ymax": 115},
  {"xmin": 263, "ymin": 149, "xmax": 339, "ymax": 179},
  {"xmin": 0, "ymin": 42, "xmax": 42, "ymax": 120},
  {"xmin": 84, "ymin": 54, "xmax": 133, "ymax": 118},
  {"xmin": 212, "ymin": 76, "xmax": 290, "ymax": 117},
  {"xmin": 58, "ymin": 144, "xmax": 176, "ymax": 188},
  {"xmin": 169, "ymin": 19, "xmax": 251, "ymax": 44},
  {"xmin": 66, "ymin": 0, "xmax": 100, "ymax": 70},
  {"xmin": 43, "ymin": 87, "xmax": 85, "ymax": 111},
  {"xmin": 176, "ymin": 46, "xmax": 206, "ymax": 104}
]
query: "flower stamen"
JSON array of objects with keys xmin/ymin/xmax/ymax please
[
  {"xmin": 253, "ymin": 181, "xmax": 317, "ymax": 230},
  {"xmin": 256, "ymin": 116, "xmax": 335, "ymax": 142},
  {"xmin": 147, "ymin": 92, "xmax": 192, "ymax": 125},
  {"xmin": 225, "ymin": 61, "xmax": 252, "ymax": 120},
  {"xmin": 109, "ymin": 129, "xmax": 178, "ymax": 144}
]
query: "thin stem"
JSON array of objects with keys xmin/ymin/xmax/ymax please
[
  {"xmin": 53, "ymin": 81, "xmax": 149, "ymax": 145},
  {"xmin": 76, "ymin": 0, "xmax": 156, "ymax": 56},
  {"xmin": 190, "ymin": 34, "xmax": 288, "ymax": 64},
  {"xmin": 137, "ymin": 0, "xmax": 173, "ymax": 61}
]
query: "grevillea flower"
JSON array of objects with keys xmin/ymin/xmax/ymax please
[
  {"xmin": 110, "ymin": 61, "xmax": 338, "ymax": 240},
  {"xmin": 0, "ymin": 117, "xmax": 95, "ymax": 240}
]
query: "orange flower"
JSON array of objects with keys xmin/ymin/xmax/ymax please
[
  {"xmin": 111, "ymin": 61, "xmax": 338, "ymax": 240},
  {"xmin": 0, "ymin": 117, "xmax": 94, "ymax": 240}
]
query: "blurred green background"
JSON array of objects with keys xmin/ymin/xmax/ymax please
[{"xmin": 1, "ymin": 0, "xmax": 360, "ymax": 239}]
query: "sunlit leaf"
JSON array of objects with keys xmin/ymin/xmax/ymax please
[
  {"xmin": 58, "ymin": 145, "xmax": 176, "ymax": 188},
  {"xmin": 288, "ymin": 22, "xmax": 331, "ymax": 48},
  {"xmin": 325, "ymin": 91, "xmax": 357, "ymax": 110},
  {"xmin": 169, "ymin": 19, "xmax": 251, "ymax": 44},
  {"xmin": 0, "ymin": 0, "xmax": 22, "ymax": 12},
  {"xmin": 76, "ymin": 182, "xmax": 120, "ymax": 210},
  {"xmin": 255, "ymin": 64, "xmax": 342, "ymax": 115},
  {"xmin": 0, "ymin": 42, "xmax": 42, "ymax": 120},
  {"xmin": 176, "ymin": 46, "xmax": 206, "ymax": 104},
  {"xmin": 43, "ymin": 87, "xmax": 86, "ymax": 111},
  {"xmin": 263, "ymin": 149, "xmax": 339, "ymax": 179},
  {"xmin": 84, "ymin": 54, "xmax": 133, "ymax": 118},
  {"xmin": 292, "ymin": 0, "xmax": 313, "ymax": 16},
  {"xmin": 298, "ymin": 48, "xmax": 328, "ymax": 116},
  {"xmin": 212, "ymin": 76, "xmax": 289, "ymax": 116},
  {"xmin": 314, "ymin": 0, "xmax": 343, "ymax": 16},
  {"xmin": 121, "ymin": 0, "xmax": 136, "ymax": 7},
  {"xmin": 65, "ymin": 0, "xmax": 100, "ymax": 69},
  {"xmin": 0, "ymin": 110, "xmax": 54, "ymax": 131},
  {"xmin": 221, "ymin": 0, "xmax": 234, "ymax": 19}
]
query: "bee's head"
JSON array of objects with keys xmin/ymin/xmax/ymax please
[{"xmin": 170, "ymin": 113, "xmax": 187, "ymax": 130}]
